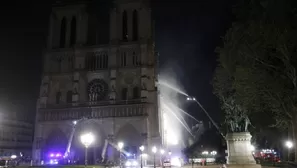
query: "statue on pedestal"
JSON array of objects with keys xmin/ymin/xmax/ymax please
[
  {"xmin": 223, "ymin": 97, "xmax": 252, "ymax": 133},
  {"xmin": 222, "ymin": 97, "xmax": 259, "ymax": 167}
]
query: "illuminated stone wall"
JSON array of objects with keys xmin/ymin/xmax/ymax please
[{"xmin": 33, "ymin": 0, "xmax": 161, "ymax": 164}]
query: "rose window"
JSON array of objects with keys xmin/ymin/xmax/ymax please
[{"xmin": 87, "ymin": 79, "xmax": 108, "ymax": 101}]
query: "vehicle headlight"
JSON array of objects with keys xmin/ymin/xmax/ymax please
[
  {"xmin": 132, "ymin": 161, "xmax": 138, "ymax": 166},
  {"xmin": 125, "ymin": 161, "xmax": 131, "ymax": 166},
  {"xmin": 171, "ymin": 157, "xmax": 181, "ymax": 167}
]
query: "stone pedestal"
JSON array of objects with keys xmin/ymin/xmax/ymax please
[{"xmin": 226, "ymin": 132, "xmax": 261, "ymax": 168}]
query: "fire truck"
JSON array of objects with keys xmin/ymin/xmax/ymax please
[{"xmin": 253, "ymin": 149, "xmax": 280, "ymax": 163}]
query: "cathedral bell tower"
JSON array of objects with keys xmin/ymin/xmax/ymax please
[
  {"xmin": 110, "ymin": 0, "xmax": 152, "ymax": 43},
  {"xmin": 109, "ymin": 0, "xmax": 161, "ymax": 147}
]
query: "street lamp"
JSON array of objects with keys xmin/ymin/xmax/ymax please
[
  {"xmin": 73, "ymin": 120, "xmax": 77, "ymax": 125},
  {"xmin": 80, "ymin": 132, "xmax": 95, "ymax": 167},
  {"xmin": 202, "ymin": 151, "xmax": 209, "ymax": 155},
  {"xmin": 118, "ymin": 142, "xmax": 124, "ymax": 168},
  {"xmin": 160, "ymin": 149, "xmax": 165, "ymax": 167},
  {"xmin": 139, "ymin": 146, "xmax": 145, "ymax": 168},
  {"xmin": 168, "ymin": 151, "xmax": 172, "ymax": 164},
  {"xmin": 152, "ymin": 146, "xmax": 157, "ymax": 168},
  {"xmin": 286, "ymin": 141, "xmax": 293, "ymax": 161},
  {"xmin": 210, "ymin": 151, "xmax": 217, "ymax": 156},
  {"xmin": 118, "ymin": 142, "xmax": 124, "ymax": 149}
]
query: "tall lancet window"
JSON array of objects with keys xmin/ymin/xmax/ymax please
[
  {"xmin": 122, "ymin": 10, "xmax": 128, "ymax": 41},
  {"xmin": 132, "ymin": 10, "xmax": 138, "ymax": 41},
  {"xmin": 133, "ymin": 87, "xmax": 139, "ymax": 99},
  {"xmin": 60, "ymin": 17, "xmax": 66, "ymax": 48},
  {"xmin": 70, "ymin": 16, "xmax": 76, "ymax": 46},
  {"xmin": 66, "ymin": 91, "xmax": 72, "ymax": 103},
  {"xmin": 122, "ymin": 88, "xmax": 128, "ymax": 100},
  {"xmin": 56, "ymin": 92, "xmax": 62, "ymax": 104}
]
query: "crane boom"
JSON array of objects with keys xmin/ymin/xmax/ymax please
[
  {"xmin": 64, "ymin": 117, "xmax": 87, "ymax": 158},
  {"xmin": 64, "ymin": 124, "xmax": 77, "ymax": 158},
  {"xmin": 101, "ymin": 139, "xmax": 130, "ymax": 162}
]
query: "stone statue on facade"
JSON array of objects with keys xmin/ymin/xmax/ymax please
[
  {"xmin": 73, "ymin": 82, "xmax": 78, "ymax": 94},
  {"xmin": 109, "ymin": 92, "xmax": 115, "ymax": 100},
  {"xmin": 142, "ymin": 83, "xmax": 147, "ymax": 90},
  {"xmin": 94, "ymin": 93, "xmax": 98, "ymax": 101},
  {"xmin": 92, "ymin": 93, "xmax": 96, "ymax": 101},
  {"xmin": 89, "ymin": 93, "xmax": 92, "ymax": 101},
  {"xmin": 41, "ymin": 84, "xmax": 48, "ymax": 97},
  {"xmin": 111, "ymin": 85, "xmax": 115, "ymax": 92}
]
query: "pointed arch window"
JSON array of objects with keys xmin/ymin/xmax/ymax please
[
  {"xmin": 122, "ymin": 10, "xmax": 128, "ymax": 41},
  {"xmin": 132, "ymin": 51, "xmax": 140, "ymax": 66},
  {"xmin": 121, "ymin": 52, "xmax": 127, "ymax": 67},
  {"xmin": 132, "ymin": 10, "xmax": 138, "ymax": 41},
  {"xmin": 60, "ymin": 17, "xmax": 66, "ymax": 48},
  {"xmin": 56, "ymin": 92, "xmax": 62, "ymax": 104},
  {"xmin": 70, "ymin": 16, "xmax": 77, "ymax": 46},
  {"xmin": 133, "ymin": 87, "xmax": 139, "ymax": 99},
  {"xmin": 66, "ymin": 91, "xmax": 72, "ymax": 103},
  {"xmin": 86, "ymin": 52, "xmax": 109, "ymax": 71},
  {"xmin": 122, "ymin": 88, "xmax": 128, "ymax": 100},
  {"xmin": 96, "ymin": 52, "xmax": 108, "ymax": 69}
]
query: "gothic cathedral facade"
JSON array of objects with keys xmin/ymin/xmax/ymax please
[{"xmin": 33, "ymin": 0, "xmax": 161, "ymax": 164}]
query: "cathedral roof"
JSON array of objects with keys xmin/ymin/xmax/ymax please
[
  {"xmin": 53, "ymin": 0, "xmax": 92, "ymax": 7},
  {"xmin": 115, "ymin": 0, "xmax": 149, "ymax": 4}
]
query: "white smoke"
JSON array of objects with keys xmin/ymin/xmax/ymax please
[{"xmin": 158, "ymin": 61, "xmax": 191, "ymax": 148}]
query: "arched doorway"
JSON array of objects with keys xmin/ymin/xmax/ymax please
[
  {"xmin": 71, "ymin": 120, "xmax": 106, "ymax": 165},
  {"xmin": 43, "ymin": 128, "xmax": 67, "ymax": 161},
  {"xmin": 115, "ymin": 124, "xmax": 143, "ymax": 158}
]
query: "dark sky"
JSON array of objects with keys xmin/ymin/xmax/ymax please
[{"xmin": 0, "ymin": 0, "xmax": 233, "ymax": 123}]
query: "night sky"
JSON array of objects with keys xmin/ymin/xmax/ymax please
[{"xmin": 0, "ymin": 0, "xmax": 233, "ymax": 124}]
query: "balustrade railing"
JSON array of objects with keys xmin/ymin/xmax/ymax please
[
  {"xmin": 0, "ymin": 140, "xmax": 32, "ymax": 147},
  {"xmin": 38, "ymin": 103, "xmax": 151, "ymax": 122},
  {"xmin": 42, "ymin": 99, "xmax": 145, "ymax": 109}
]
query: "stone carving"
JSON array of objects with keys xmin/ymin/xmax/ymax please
[
  {"xmin": 224, "ymin": 98, "xmax": 252, "ymax": 133},
  {"xmin": 226, "ymin": 113, "xmax": 251, "ymax": 133},
  {"xmin": 109, "ymin": 79, "xmax": 116, "ymax": 100},
  {"xmin": 142, "ymin": 83, "xmax": 147, "ymax": 90},
  {"xmin": 109, "ymin": 92, "xmax": 116, "ymax": 100},
  {"xmin": 87, "ymin": 79, "xmax": 108, "ymax": 101},
  {"xmin": 89, "ymin": 93, "xmax": 92, "ymax": 101},
  {"xmin": 41, "ymin": 76, "xmax": 50, "ymax": 97},
  {"xmin": 56, "ymin": 55, "xmax": 65, "ymax": 72},
  {"xmin": 244, "ymin": 116, "xmax": 251, "ymax": 132},
  {"xmin": 111, "ymin": 85, "xmax": 115, "ymax": 92},
  {"xmin": 88, "ymin": 92, "xmax": 104, "ymax": 101},
  {"xmin": 73, "ymin": 82, "xmax": 79, "ymax": 94},
  {"xmin": 41, "ymin": 84, "xmax": 48, "ymax": 97},
  {"xmin": 226, "ymin": 132, "xmax": 259, "ymax": 165}
]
